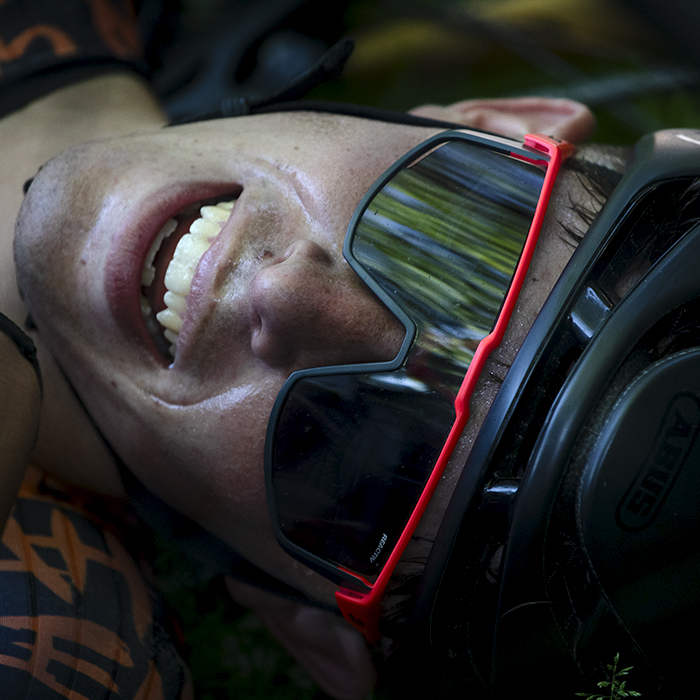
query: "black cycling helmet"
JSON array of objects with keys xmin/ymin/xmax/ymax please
[{"xmin": 402, "ymin": 128, "xmax": 700, "ymax": 699}]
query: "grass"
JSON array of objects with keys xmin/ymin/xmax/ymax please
[{"xmin": 577, "ymin": 654, "xmax": 642, "ymax": 700}]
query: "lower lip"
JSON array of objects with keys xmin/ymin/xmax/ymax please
[{"xmin": 104, "ymin": 184, "xmax": 239, "ymax": 365}]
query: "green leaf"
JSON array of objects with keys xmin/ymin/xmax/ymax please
[{"xmin": 576, "ymin": 654, "xmax": 642, "ymax": 700}]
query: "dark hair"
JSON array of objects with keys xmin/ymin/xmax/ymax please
[{"xmin": 559, "ymin": 151, "xmax": 626, "ymax": 245}]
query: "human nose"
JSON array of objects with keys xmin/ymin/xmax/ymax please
[{"xmin": 249, "ymin": 239, "xmax": 404, "ymax": 370}]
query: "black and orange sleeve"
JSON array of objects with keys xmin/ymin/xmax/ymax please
[
  {"xmin": 0, "ymin": 0, "xmax": 148, "ymax": 118},
  {"xmin": 0, "ymin": 466, "xmax": 194, "ymax": 699}
]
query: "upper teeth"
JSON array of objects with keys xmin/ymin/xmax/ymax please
[{"xmin": 141, "ymin": 199, "xmax": 234, "ymax": 360}]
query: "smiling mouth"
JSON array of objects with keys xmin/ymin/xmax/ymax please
[{"xmin": 140, "ymin": 197, "xmax": 237, "ymax": 361}]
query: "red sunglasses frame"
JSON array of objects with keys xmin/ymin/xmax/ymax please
[{"xmin": 332, "ymin": 132, "xmax": 574, "ymax": 642}]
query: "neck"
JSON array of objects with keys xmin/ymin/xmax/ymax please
[{"xmin": 0, "ymin": 73, "xmax": 167, "ymax": 494}]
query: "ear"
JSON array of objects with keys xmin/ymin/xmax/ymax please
[
  {"xmin": 410, "ymin": 97, "xmax": 596, "ymax": 143},
  {"xmin": 225, "ymin": 578, "xmax": 376, "ymax": 700}
]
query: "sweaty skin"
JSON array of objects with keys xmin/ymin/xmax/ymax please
[{"xmin": 15, "ymin": 112, "xmax": 448, "ymax": 603}]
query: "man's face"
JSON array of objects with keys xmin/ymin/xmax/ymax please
[{"xmin": 15, "ymin": 112, "xmax": 446, "ymax": 600}]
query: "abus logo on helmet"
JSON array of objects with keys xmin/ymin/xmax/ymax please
[
  {"xmin": 370, "ymin": 533, "xmax": 388, "ymax": 563},
  {"xmin": 617, "ymin": 392, "xmax": 700, "ymax": 531}
]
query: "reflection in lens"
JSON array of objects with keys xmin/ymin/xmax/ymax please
[{"xmin": 353, "ymin": 140, "xmax": 545, "ymax": 394}]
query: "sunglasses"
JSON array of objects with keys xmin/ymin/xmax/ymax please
[{"xmin": 265, "ymin": 129, "xmax": 572, "ymax": 642}]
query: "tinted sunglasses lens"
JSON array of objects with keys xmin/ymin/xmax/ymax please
[
  {"xmin": 352, "ymin": 138, "xmax": 546, "ymax": 378},
  {"xmin": 269, "ymin": 138, "xmax": 547, "ymax": 578},
  {"xmin": 272, "ymin": 373, "xmax": 455, "ymax": 577}
]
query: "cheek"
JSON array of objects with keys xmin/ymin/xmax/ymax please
[{"xmin": 88, "ymin": 376, "xmax": 282, "ymax": 529}]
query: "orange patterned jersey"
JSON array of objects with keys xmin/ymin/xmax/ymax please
[{"xmin": 0, "ymin": 467, "xmax": 194, "ymax": 700}]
